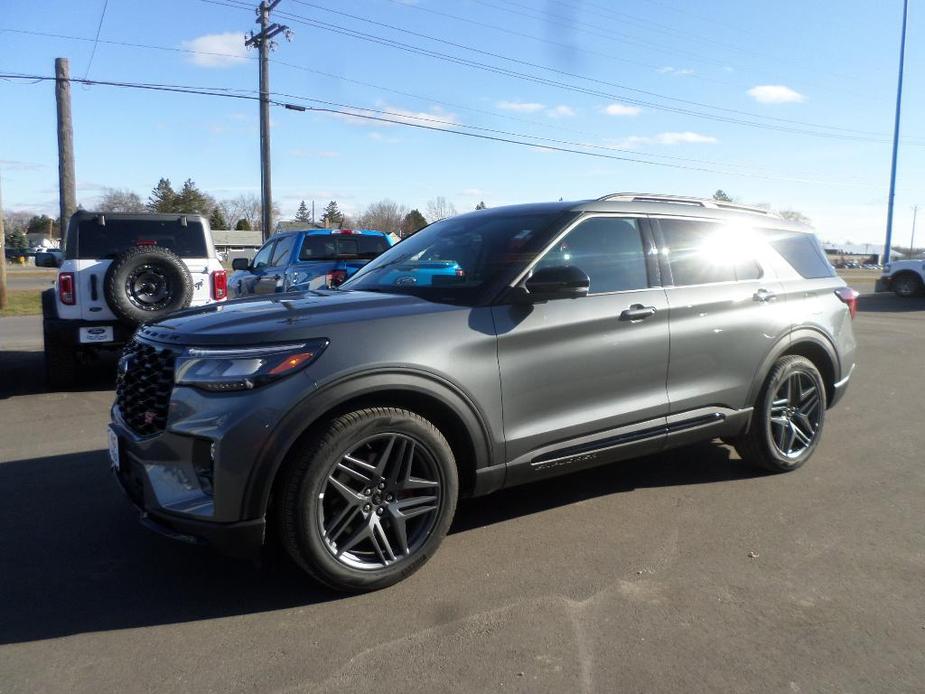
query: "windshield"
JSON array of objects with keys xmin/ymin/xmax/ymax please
[
  {"xmin": 340, "ymin": 210, "xmax": 568, "ymax": 305},
  {"xmin": 299, "ymin": 234, "xmax": 389, "ymax": 261}
]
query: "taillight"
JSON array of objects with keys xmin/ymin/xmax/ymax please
[
  {"xmin": 333, "ymin": 229, "xmax": 354, "ymax": 235},
  {"xmin": 326, "ymin": 269, "xmax": 348, "ymax": 287},
  {"xmin": 835, "ymin": 286, "xmax": 859, "ymax": 319},
  {"xmin": 455, "ymin": 268, "xmax": 466, "ymax": 278},
  {"xmin": 211, "ymin": 270, "xmax": 228, "ymax": 300},
  {"xmin": 58, "ymin": 272, "xmax": 76, "ymax": 305}
]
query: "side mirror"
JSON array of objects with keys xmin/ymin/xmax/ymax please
[
  {"xmin": 35, "ymin": 253, "xmax": 57, "ymax": 268},
  {"xmin": 524, "ymin": 265, "xmax": 590, "ymax": 299},
  {"xmin": 231, "ymin": 257, "xmax": 250, "ymax": 271}
]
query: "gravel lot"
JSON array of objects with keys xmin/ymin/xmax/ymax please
[{"xmin": 0, "ymin": 291, "xmax": 923, "ymax": 693}]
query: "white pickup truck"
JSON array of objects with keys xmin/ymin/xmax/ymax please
[
  {"xmin": 42, "ymin": 211, "xmax": 228, "ymax": 387},
  {"xmin": 875, "ymin": 259, "xmax": 925, "ymax": 297}
]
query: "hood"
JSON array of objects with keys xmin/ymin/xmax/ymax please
[{"xmin": 137, "ymin": 289, "xmax": 458, "ymax": 346}]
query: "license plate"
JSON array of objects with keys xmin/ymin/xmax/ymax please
[
  {"xmin": 108, "ymin": 428, "xmax": 120, "ymax": 472},
  {"xmin": 79, "ymin": 326, "xmax": 114, "ymax": 343}
]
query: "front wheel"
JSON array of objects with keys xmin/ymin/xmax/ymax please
[
  {"xmin": 277, "ymin": 407, "xmax": 459, "ymax": 592},
  {"xmin": 735, "ymin": 356, "xmax": 827, "ymax": 473}
]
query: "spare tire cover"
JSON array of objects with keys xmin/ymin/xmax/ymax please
[{"xmin": 104, "ymin": 245, "xmax": 194, "ymax": 324}]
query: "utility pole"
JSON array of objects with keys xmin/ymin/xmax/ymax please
[
  {"xmin": 245, "ymin": 1, "xmax": 289, "ymax": 242},
  {"xmin": 910, "ymin": 205, "xmax": 918, "ymax": 255},
  {"xmin": 0, "ymin": 173, "xmax": 7, "ymax": 310},
  {"xmin": 883, "ymin": 0, "xmax": 909, "ymax": 265},
  {"xmin": 55, "ymin": 57, "xmax": 77, "ymax": 245}
]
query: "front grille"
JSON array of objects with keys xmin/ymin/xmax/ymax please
[{"xmin": 116, "ymin": 339, "xmax": 176, "ymax": 436}]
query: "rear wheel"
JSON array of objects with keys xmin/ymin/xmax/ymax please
[
  {"xmin": 43, "ymin": 326, "xmax": 77, "ymax": 389},
  {"xmin": 736, "ymin": 355, "xmax": 826, "ymax": 473},
  {"xmin": 893, "ymin": 273, "xmax": 924, "ymax": 298},
  {"xmin": 277, "ymin": 407, "xmax": 458, "ymax": 592}
]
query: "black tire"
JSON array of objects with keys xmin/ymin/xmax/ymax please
[
  {"xmin": 43, "ymin": 325, "xmax": 78, "ymax": 389},
  {"xmin": 735, "ymin": 355, "xmax": 827, "ymax": 473},
  {"xmin": 104, "ymin": 246, "xmax": 193, "ymax": 324},
  {"xmin": 892, "ymin": 273, "xmax": 924, "ymax": 298},
  {"xmin": 277, "ymin": 407, "xmax": 459, "ymax": 592}
]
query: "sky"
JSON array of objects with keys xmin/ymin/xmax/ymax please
[{"xmin": 1, "ymin": 0, "xmax": 922, "ymax": 246}]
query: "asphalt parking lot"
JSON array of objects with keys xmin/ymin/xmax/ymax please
[{"xmin": 1, "ymin": 291, "xmax": 923, "ymax": 693}]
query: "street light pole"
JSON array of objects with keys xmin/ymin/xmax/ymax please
[{"xmin": 883, "ymin": 0, "xmax": 909, "ymax": 265}]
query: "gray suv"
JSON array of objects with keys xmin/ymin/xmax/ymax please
[{"xmin": 109, "ymin": 194, "xmax": 858, "ymax": 591}]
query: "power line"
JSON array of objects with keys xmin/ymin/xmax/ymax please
[
  {"xmin": 258, "ymin": 1, "xmax": 915, "ymax": 143},
  {"xmin": 0, "ymin": 72, "xmax": 878, "ymax": 187},
  {"xmin": 82, "ymin": 0, "xmax": 109, "ymax": 79}
]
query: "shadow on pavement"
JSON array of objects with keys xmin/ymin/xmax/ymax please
[
  {"xmin": 0, "ymin": 350, "xmax": 117, "ymax": 399},
  {"xmin": 0, "ymin": 441, "xmax": 761, "ymax": 644},
  {"xmin": 857, "ymin": 293, "xmax": 925, "ymax": 313}
]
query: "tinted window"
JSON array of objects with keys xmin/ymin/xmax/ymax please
[
  {"xmin": 762, "ymin": 229, "xmax": 835, "ymax": 279},
  {"xmin": 660, "ymin": 219, "xmax": 736, "ymax": 285},
  {"xmin": 270, "ymin": 235, "xmax": 295, "ymax": 266},
  {"xmin": 341, "ymin": 211, "xmax": 567, "ymax": 305},
  {"xmin": 73, "ymin": 219, "xmax": 207, "ymax": 259},
  {"xmin": 252, "ymin": 241, "xmax": 275, "ymax": 270},
  {"xmin": 299, "ymin": 235, "xmax": 389, "ymax": 261},
  {"xmin": 536, "ymin": 217, "xmax": 648, "ymax": 293}
]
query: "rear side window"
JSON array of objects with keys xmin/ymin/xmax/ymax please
[
  {"xmin": 536, "ymin": 217, "xmax": 648, "ymax": 293},
  {"xmin": 299, "ymin": 235, "xmax": 389, "ymax": 261},
  {"xmin": 660, "ymin": 219, "xmax": 736, "ymax": 285},
  {"xmin": 762, "ymin": 229, "xmax": 835, "ymax": 279},
  {"xmin": 73, "ymin": 218, "xmax": 208, "ymax": 258}
]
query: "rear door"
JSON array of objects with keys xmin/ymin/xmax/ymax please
[
  {"xmin": 493, "ymin": 215, "xmax": 671, "ymax": 482},
  {"xmin": 653, "ymin": 217, "xmax": 789, "ymax": 414}
]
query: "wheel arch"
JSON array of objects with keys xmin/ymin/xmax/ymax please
[
  {"xmin": 242, "ymin": 370, "xmax": 496, "ymax": 520},
  {"xmin": 747, "ymin": 329, "xmax": 839, "ymax": 410}
]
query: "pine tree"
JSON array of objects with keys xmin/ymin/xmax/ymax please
[
  {"xmin": 175, "ymin": 179, "xmax": 214, "ymax": 214},
  {"xmin": 713, "ymin": 189, "xmax": 733, "ymax": 202},
  {"xmin": 295, "ymin": 200, "xmax": 311, "ymax": 223},
  {"xmin": 209, "ymin": 207, "xmax": 228, "ymax": 230},
  {"xmin": 147, "ymin": 178, "xmax": 176, "ymax": 212},
  {"xmin": 321, "ymin": 200, "xmax": 343, "ymax": 228},
  {"xmin": 475, "ymin": 201, "xmax": 487, "ymax": 210},
  {"xmin": 400, "ymin": 209, "xmax": 428, "ymax": 237},
  {"xmin": 235, "ymin": 218, "xmax": 252, "ymax": 231}
]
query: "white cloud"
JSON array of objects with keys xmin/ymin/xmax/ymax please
[
  {"xmin": 657, "ymin": 66, "xmax": 695, "ymax": 77},
  {"xmin": 547, "ymin": 105, "xmax": 576, "ymax": 118},
  {"xmin": 333, "ymin": 105, "xmax": 458, "ymax": 130},
  {"xmin": 603, "ymin": 103, "xmax": 641, "ymax": 117},
  {"xmin": 747, "ymin": 84, "xmax": 805, "ymax": 104},
  {"xmin": 610, "ymin": 131, "xmax": 718, "ymax": 147},
  {"xmin": 181, "ymin": 33, "xmax": 248, "ymax": 67},
  {"xmin": 496, "ymin": 100, "xmax": 547, "ymax": 113}
]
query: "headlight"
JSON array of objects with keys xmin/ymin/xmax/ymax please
[{"xmin": 175, "ymin": 340, "xmax": 328, "ymax": 392}]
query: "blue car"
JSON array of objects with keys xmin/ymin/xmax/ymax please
[{"xmin": 230, "ymin": 228, "xmax": 394, "ymax": 297}]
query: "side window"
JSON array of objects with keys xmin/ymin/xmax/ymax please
[
  {"xmin": 252, "ymin": 241, "xmax": 275, "ymax": 271},
  {"xmin": 660, "ymin": 219, "xmax": 736, "ymax": 286},
  {"xmin": 735, "ymin": 258, "xmax": 763, "ymax": 281},
  {"xmin": 270, "ymin": 235, "xmax": 295, "ymax": 266},
  {"xmin": 761, "ymin": 229, "xmax": 835, "ymax": 279},
  {"xmin": 536, "ymin": 217, "xmax": 648, "ymax": 294}
]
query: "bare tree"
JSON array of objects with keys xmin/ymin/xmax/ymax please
[
  {"xmin": 779, "ymin": 209, "xmax": 812, "ymax": 226},
  {"xmin": 358, "ymin": 199, "xmax": 408, "ymax": 235},
  {"xmin": 98, "ymin": 188, "xmax": 146, "ymax": 213},
  {"xmin": 425, "ymin": 196, "xmax": 457, "ymax": 222},
  {"xmin": 217, "ymin": 194, "xmax": 279, "ymax": 232}
]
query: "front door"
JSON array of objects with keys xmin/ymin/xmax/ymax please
[{"xmin": 492, "ymin": 215, "xmax": 671, "ymax": 483}]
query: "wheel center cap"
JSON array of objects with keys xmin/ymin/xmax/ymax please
[{"xmin": 372, "ymin": 493, "xmax": 382, "ymax": 505}]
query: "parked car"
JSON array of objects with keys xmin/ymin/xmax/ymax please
[
  {"xmin": 875, "ymin": 258, "xmax": 925, "ymax": 297},
  {"xmin": 228, "ymin": 228, "xmax": 394, "ymax": 297},
  {"xmin": 110, "ymin": 194, "xmax": 857, "ymax": 591},
  {"xmin": 43, "ymin": 211, "xmax": 227, "ymax": 388}
]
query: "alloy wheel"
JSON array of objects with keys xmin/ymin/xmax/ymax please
[
  {"xmin": 317, "ymin": 433, "xmax": 442, "ymax": 570},
  {"xmin": 769, "ymin": 372, "xmax": 821, "ymax": 459}
]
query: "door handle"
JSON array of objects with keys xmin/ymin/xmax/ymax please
[
  {"xmin": 620, "ymin": 304, "xmax": 657, "ymax": 321},
  {"xmin": 753, "ymin": 288, "xmax": 777, "ymax": 302}
]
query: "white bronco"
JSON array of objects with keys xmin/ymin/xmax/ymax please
[{"xmin": 42, "ymin": 211, "xmax": 227, "ymax": 388}]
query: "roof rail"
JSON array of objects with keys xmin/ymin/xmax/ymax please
[{"xmin": 597, "ymin": 192, "xmax": 777, "ymax": 217}]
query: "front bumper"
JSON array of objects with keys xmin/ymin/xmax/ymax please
[
  {"xmin": 110, "ymin": 410, "xmax": 266, "ymax": 558},
  {"xmin": 875, "ymin": 277, "xmax": 891, "ymax": 293}
]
